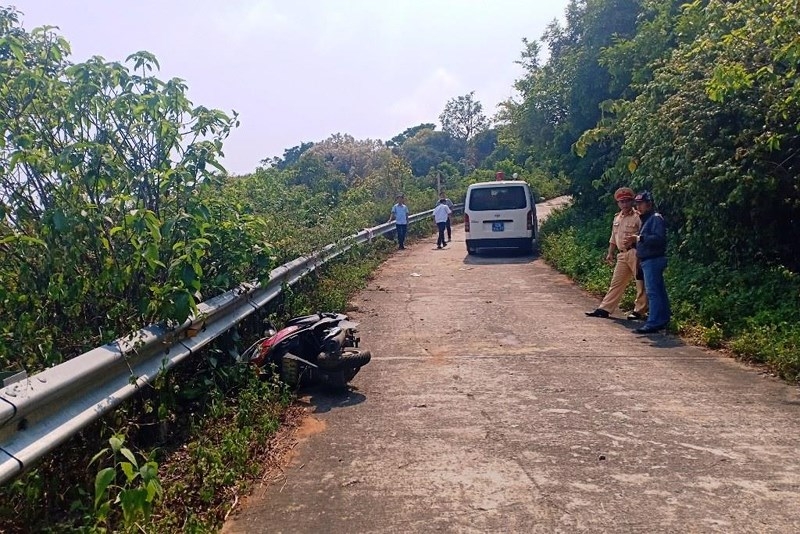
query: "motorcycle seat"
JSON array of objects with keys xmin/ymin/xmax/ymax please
[{"xmin": 285, "ymin": 313, "xmax": 322, "ymax": 327}]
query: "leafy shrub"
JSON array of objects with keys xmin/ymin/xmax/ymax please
[
  {"xmin": 91, "ymin": 435, "xmax": 162, "ymax": 531},
  {"xmin": 729, "ymin": 322, "xmax": 800, "ymax": 381},
  {"xmin": 0, "ymin": 12, "xmax": 264, "ymax": 371},
  {"xmin": 542, "ymin": 204, "xmax": 800, "ymax": 380},
  {"xmin": 463, "ymin": 166, "xmax": 569, "ymax": 201},
  {"xmin": 701, "ymin": 324, "xmax": 725, "ymax": 349}
]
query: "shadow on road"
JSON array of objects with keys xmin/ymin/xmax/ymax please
[
  {"xmin": 635, "ymin": 333, "xmax": 685, "ymax": 349},
  {"xmin": 606, "ymin": 317, "xmax": 685, "ymax": 348},
  {"xmin": 462, "ymin": 249, "xmax": 538, "ymax": 265},
  {"xmin": 299, "ymin": 386, "xmax": 366, "ymax": 414}
]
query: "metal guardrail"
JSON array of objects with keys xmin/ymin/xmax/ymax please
[{"xmin": 0, "ymin": 204, "xmax": 462, "ymax": 485}]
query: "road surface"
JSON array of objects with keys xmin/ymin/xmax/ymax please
[{"xmin": 224, "ymin": 199, "xmax": 800, "ymax": 533}]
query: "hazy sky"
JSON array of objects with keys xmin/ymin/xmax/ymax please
[{"xmin": 12, "ymin": 1, "xmax": 569, "ymax": 175}]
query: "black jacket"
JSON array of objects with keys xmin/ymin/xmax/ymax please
[{"xmin": 636, "ymin": 211, "xmax": 667, "ymax": 260}]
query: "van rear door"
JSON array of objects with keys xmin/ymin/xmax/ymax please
[{"xmin": 467, "ymin": 184, "xmax": 530, "ymax": 239}]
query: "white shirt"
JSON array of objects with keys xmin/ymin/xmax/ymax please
[{"xmin": 433, "ymin": 203, "xmax": 452, "ymax": 223}]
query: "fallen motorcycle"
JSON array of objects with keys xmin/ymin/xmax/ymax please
[{"xmin": 242, "ymin": 312, "xmax": 371, "ymax": 389}]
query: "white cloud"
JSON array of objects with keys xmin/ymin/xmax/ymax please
[
  {"xmin": 212, "ymin": 0, "xmax": 291, "ymax": 42},
  {"xmin": 387, "ymin": 68, "xmax": 461, "ymax": 127}
]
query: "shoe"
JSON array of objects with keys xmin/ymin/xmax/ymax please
[
  {"xmin": 442, "ymin": 242, "xmax": 447, "ymax": 247},
  {"xmin": 437, "ymin": 245, "xmax": 442, "ymax": 249},
  {"xmin": 399, "ymin": 246, "xmax": 405, "ymax": 250},
  {"xmin": 634, "ymin": 325, "xmax": 665, "ymax": 334},
  {"xmin": 626, "ymin": 312, "xmax": 646, "ymax": 321},
  {"xmin": 585, "ymin": 309, "xmax": 610, "ymax": 318}
]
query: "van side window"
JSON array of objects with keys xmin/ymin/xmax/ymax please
[{"xmin": 468, "ymin": 186, "xmax": 527, "ymax": 211}]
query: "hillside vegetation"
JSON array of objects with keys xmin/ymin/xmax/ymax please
[
  {"xmin": 0, "ymin": 5, "xmax": 562, "ymax": 529},
  {"xmin": 1, "ymin": 0, "xmax": 799, "ymax": 530},
  {"xmin": 501, "ymin": 0, "xmax": 799, "ymax": 379}
]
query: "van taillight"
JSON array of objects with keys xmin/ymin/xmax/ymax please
[
  {"xmin": 464, "ymin": 213, "xmax": 470, "ymax": 232},
  {"xmin": 526, "ymin": 210, "xmax": 533, "ymax": 230}
]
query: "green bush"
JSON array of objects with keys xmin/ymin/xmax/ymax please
[
  {"xmin": 0, "ymin": 13, "xmax": 262, "ymax": 371},
  {"xmin": 541, "ymin": 204, "xmax": 800, "ymax": 380},
  {"xmin": 729, "ymin": 322, "xmax": 800, "ymax": 381}
]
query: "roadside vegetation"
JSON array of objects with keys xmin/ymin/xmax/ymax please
[
  {"xmin": 2, "ymin": 0, "xmax": 799, "ymax": 530},
  {"xmin": 0, "ymin": 6, "xmax": 563, "ymax": 531},
  {"xmin": 519, "ymin": 0, "xmax": 800, "ymax": 381},
  {"xmin": 540, "ymin": 207, "xmax": 800, "ymax": 380}
]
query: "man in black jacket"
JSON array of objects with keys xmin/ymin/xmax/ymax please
[{"xmin": 624, "ymin": 191, "xmax": 671, "ymax": 334}]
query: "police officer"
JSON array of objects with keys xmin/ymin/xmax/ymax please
[{"xmin": 585, "ymin": 187, "xmax": 648, "ymax": 320}]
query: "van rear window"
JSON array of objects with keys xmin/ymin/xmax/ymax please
[{"xmin": 468, "ymin": 186, "xmax": 527, "ymax": 211}]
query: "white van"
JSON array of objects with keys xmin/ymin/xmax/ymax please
[{"xmin": 463, "ymin": 180, "xmax": 538, "ymax": 255}]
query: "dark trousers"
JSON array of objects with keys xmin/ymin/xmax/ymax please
[
  {"xmin": 396, "ymin": 224, "xmax": 408, "ymax": 249},
  {"xmin": 641, "ymin": 256, "xmax": 670, "ymax": 328},
  {"xmin": 436, "ymin": 222, "xmax": 447, "ymax": 247},
  {"xmin": 445, "ymin": 217, "xmax": 451, "ymax": 240}
]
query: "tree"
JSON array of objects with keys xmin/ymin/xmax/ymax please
[
  {"xmin": 386, "ymin": 123, "xmax": 436, "ymax": 148},
  {"xmin": 399, "ymin": 129, "xmax": 466, "ymax": 176},
  {"xmin": 262, "ymin": 141, "xmax": 315, "ymax": 170},
  {"xmin": 300, "ymin": 133, "xmax": 390, "ymax": 185},
  {"xmin": 469, "ymin": 128, "xmax": 500, "ymax": 168},
  {"xmin": 501, "ymin": 0, "xmax": 642, "ymax": 204},
  {"xmin": 0, "ymin": 9, "xmax": 271, "ymax": 369},
  {"xmin": 613, "ymin": 0, "xmax": 800, "ymax": 269},
  {"xmin": 439, "ymin": 91, "xmax": 490, "ymax": 141}
]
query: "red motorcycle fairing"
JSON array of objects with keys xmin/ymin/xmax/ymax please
[
  {"xmin": 251, "ymin": 325, "xmax": 301, "ymax": 366},
  {"xmin": 246, "ymin": 311, "xmax": 371, "ymax": 388}
]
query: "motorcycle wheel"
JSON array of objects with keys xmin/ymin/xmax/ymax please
[
  {"xmin": 339, "ymin": 348, "xmax": 371, "ymax": 368},
  {"xmin": 336, "ymin": 349, "xmax": 371, "ymax": 384},
  {"xmin": 343, "ymin": 367, "xmax": 360, "ymax": 383}
]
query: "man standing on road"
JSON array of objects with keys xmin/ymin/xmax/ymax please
[
  {"xmin": 388, "ymin": 194, "xmax": 410, "ymax": 250},
  {"xmin": 439, "ymin": 191, "xmax": 455, "ymax": 242},
  {"xmin": 625, "ymin": 191, "xmax": 671, "ymax": 334},
  {"xmin": 585, "ymin": 187, "xmax": 648, "ymax": 320},
  {"xmin": 433, "ymin": 197, "xmax": 452, "ymax": 249}
]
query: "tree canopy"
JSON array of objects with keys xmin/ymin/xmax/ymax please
[
  {"xmin": 439, "ymin": 91, "xmax": 490, "ymax": 142},
  {"xmin": 0, "ymin": 8, "xmax": 270, "ymax": 368},
  {"xmin": 502, "ymin": 0, "xmax": 800, "ymax": 270}
]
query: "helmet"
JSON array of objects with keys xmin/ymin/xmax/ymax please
[
  {"xmin": 634, "ymin": 191, "xmax": 654, "ymax": 203},
  {"xmin": 614, "ymin": 187, "xmax": 635, "ymax": 201}
]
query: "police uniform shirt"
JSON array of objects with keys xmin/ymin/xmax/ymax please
[{"xmin": 610, "ymin": 210, "xmax": 641, "ymax": 251}]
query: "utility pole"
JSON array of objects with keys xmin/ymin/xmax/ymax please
[{"xmin": 437, "ymin": 170, "xmax": 441, "ymax": 194}]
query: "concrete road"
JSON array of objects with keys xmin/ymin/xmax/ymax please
[{"xmin": 224, "ymin": 199, "xmax": 800, "ymax": 533}]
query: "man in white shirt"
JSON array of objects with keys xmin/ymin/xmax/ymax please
[
  {"xmin": 439, "ymin": 191, "xmax": 455, "ymax": 242},
  {"xmin": 433, "ymin": 198, "xmax": 452, "ymax": 249}
]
